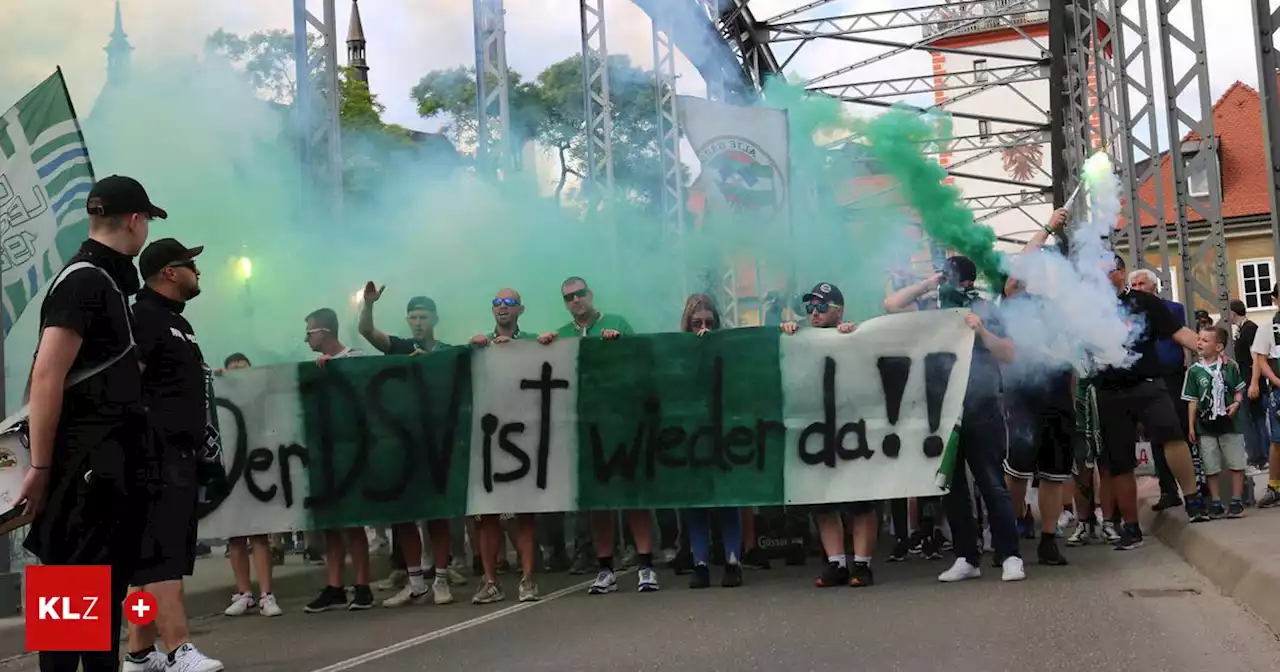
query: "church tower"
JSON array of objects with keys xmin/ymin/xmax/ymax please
[
  {"xmin": 347, "ymin": 0, "xmax": 369, "ymax": 83},
  {"xmin": 105, "ymin": 0, "xmax": 133, "ymax": 86}
]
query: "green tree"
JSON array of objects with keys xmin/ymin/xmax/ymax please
[
  {"xmin": 204, "ymin": 28, "xmax": 322, "ymax": 104},
  {"xmin": 409, "ymin": 66, "xmax": 544, "ymax": 170}
]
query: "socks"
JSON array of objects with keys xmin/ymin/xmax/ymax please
[
  {"xmin": 852, "ymin": 555, "xmax": 871, "ymax": 564},
  {"xmin": 599, "ymin": 556, "xmax": 614, "ymax": 571},
  {"xmin": 638, "ymin": 552, "xmax": 652, "ymax": 569},
  {"xmin": 407, "ymin": 566, "xmax": 426, "ymax": 591},
  {"xmin": 827, "ymin": 555, "xmax": 847, "ymax": 568},
  {"xmin": 433, "ymin": 569, "xmax": 447, "ymax": 586},
  {"xmin": 126, "ymin": 646, "xmax": 155, "ymax": 662}
]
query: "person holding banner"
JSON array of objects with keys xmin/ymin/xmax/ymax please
[{"xmin": 20, "ymin": 176, "xmax": 160, "ymax": 672}]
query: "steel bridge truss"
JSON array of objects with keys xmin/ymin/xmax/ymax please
[{"xmin": 291, "ymin": 0, "xmax": 343, "ymax": 219}]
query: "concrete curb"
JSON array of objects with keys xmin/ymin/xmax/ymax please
[{"xmin": 1142, "ymin": 500, "xmax": 1280, "ymax": 635}]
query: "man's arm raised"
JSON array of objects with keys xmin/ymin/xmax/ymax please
[{"xmin": 357, "ymin": 281, "xmax": 393, "ymax": 354}]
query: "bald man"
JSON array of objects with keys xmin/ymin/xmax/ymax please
[{"xmin": 469, "ymin": 288, "xmax": 541, "ymax": 604}]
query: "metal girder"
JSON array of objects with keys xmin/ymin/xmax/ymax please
[
  {"xmin": 580, "ymin": 0, "xmax": 615, "ymax": 202},
  {"xmin": 808, "ymin": 63, "xmax": 1046, "ymax": 102},
  {"xmin": 765, "ymin": 0, "xmax": 1048, "ymax": 35},
  {"xmin": 1253, "ymin": 0, "xmax": 1280, "ymax": 265},
  {"xmin": 473, "ymin": 0, "xmax": 513, "ymax": 176},
  {"xmin": 1155, "ymin": 0, "xmax": 1230, "ymax": 319},
  {"xmin": 718, "ymin": 0, "xmax": 782, "ymax": 92},
  {"xmin": 966, "ymin": 190, "xmax": 1052, "ymax": 211},
  {"xmin": 292, "ymin": 0, "xmax": 342, "ymax": 217},
  {"xmin": 652, "ymin": 5, "xmax": 687, "ymax": 298}
]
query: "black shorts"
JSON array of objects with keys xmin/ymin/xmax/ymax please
[
  {"xmin": 131, "ymin": 456, "xmax": 198, "ymax": 587},
  {"xmin": 811, "ymin": 501, "xmax": 876, "ymax": 517},
  {"xmin": 1003, "ymin": 398, "xmax": 1076, "ymax": 482},
  {"xmin": 1095, "ymin": 379, "xmax": 1183, "ymax": 476}
]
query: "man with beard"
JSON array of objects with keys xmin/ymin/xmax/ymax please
[
  {"xmin": 779, "ymin": 283, "xmax": 875, "ymax": 588},
  {"xmin": 123, "ymin": 238, "xmax": 224, "ymax": 671},
  {"xmin": 357, "ymin": 284, "xmax": 462, "ymax": 606},
  {"xmin": 469, "ymin": 288, "xmax": 541, "ymax": 603},
  {"xmin": 21, "ymin": 176, "xmax": 158, "ymax": 672}
]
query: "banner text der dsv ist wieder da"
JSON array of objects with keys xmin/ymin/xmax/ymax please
[{"xmin": 199, "ymin": 309, "xmax": 974, "ymax": 538}]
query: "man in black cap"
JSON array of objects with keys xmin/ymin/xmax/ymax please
[
  {"xmin": 18, "ymin": 176, "xmax": 160, "ymax": 671},
  {"xmin": 121, "ymin": 239, "xmax": 225, "ymax": 672},
  {"xmin": 780, "ymin": 283, "xmax": 879, "ymax": 589}
]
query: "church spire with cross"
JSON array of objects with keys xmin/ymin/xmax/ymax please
[
  {"xmin": 347, "ymin": 0, "xmax": 368, "ymax": 84},
  {"xmin": 105, "ymin": 0, "xmax": 133, "ymax": 86}
]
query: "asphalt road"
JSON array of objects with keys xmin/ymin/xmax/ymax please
[{"xmin": 3, "ymin": 539, "xmax": 1278, "ymax": 672}]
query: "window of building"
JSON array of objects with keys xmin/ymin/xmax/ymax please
[
  {"xmin": 1238, "ymin": 258, "xmax": 1275, "ymax": 311},
  {"xmin": 978, "ymin": 119, "xmax": 991, "ymax": 142},
  {"xmin": 1188, "ymin": 164, "xmax": 1209, "ymax": 198},
  {"xmin": 974, "ymin": 59, "xmax": 988, "ymax": 83}
]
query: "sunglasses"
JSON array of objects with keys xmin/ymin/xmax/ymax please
[
  {"xmin": 493, "ymin": 297, "xmax": 521, "ymax": 307},
  {"xmin": 167, "ymin": 260, "xmax": 196, "ymax": 272},
  {"xmin": 303, "ymin": 327, "xmax": 330, "ymax": 340},
  {"xmin": 690, "ymin": 318, "xmax": 717, "ymax": 330},
  {"xmin": 804, "ymin": 302, "xmax": 841, "ymax": 314},
  {"xmin": 563, "ymin": 288, "xmax": 589, "ymax": 302}
]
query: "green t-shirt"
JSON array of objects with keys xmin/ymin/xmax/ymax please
[
  {"xmin": 555, "ymin": 313, "xmax": 634, "ymax": 338},
  {"xmin": 1180, "ymin": 358, "xmax": 1245, "ymax": 435}
]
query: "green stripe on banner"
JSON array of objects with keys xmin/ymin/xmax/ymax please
[
  {"xmin": 296, "ymin": 350, "xmax": 472, "ymax": 529},
  {"xmin": 30, "ymin": 131, "xmax": 81, "ymax": 165},
  {"xmin": 575, "ymin": 329, "xmax": 785, "ymax": 510},
  {"xmin": 16, "ymin": 75, "xmax": 74, "ymax": 145},
  {"xmin": 0, "ymin": 116, "xmax": 13, "ymax": 160},
  {"xmin": 43, "ymin": 160, "xmax": 92, "ymax": 197},
  {"xmin": 4, "ymin": 282, "xmax": 27, "ymax": 320}
]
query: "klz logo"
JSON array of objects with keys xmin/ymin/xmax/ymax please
[{"xmin": 25, "ymin": 565, "xmax": 112, "ymax": 652}]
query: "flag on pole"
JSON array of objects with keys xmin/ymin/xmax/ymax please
[
  {"xmin": 0, "ymin": 69, "xmax": 95, "ymax": 336},
  {"xmin": 678, "ymin": 95, "xmax": 791, "ymax": 222}
]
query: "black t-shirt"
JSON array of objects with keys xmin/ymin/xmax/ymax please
[
  {"xmin": 1236, "ymin": 319, "xmax": 1257, "ymax": 387},
  {"xmin": 386, "ymin": 335, "xmax": 452, "ymax": 356},
  {"xmin": 134, "ymin": 287, "xmax": 207, "ymax": 452},
  {"xmin": 1092, "ymin": 289, "xmax": 1181, "ymax": 389},
  {"xmin": 964, "ymin": 298, "xmax": 1006, "ymax": 412}
]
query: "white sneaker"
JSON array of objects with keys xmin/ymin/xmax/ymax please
[
  {"xmin": 1100, "ymin": 520, "xmax": 1122, "ymax": 544},
  {"xmin": 1056, "ymin": 510, "xmax": 1076, "ymax": 537},
  {"xmin": 165, "ymin": 643, "xmax": 224, "ymax": 672},
  {"xmin": 375, "ymin": 569, "xmax": 408, "ymax": 591},
  {"xmin": 588, "ymin": 569, "xmax": 618, "ymax": 594},
  {"xmin": 122, "ymin": 651, "xmax": 167, "ymax": 672},
  {"xmin": 222, "ymin": 592, "xmax": 254, "ymax": 617},
  {"xmin": 1001, "ymin": 556, "xmax": 1026, "ymax": 582},
  {"xmin": 1066, "ymin": 522, "xmax": 1094, "ymax": 547},
  {"xmin": 432, "ymin": 579, "xmax": 455, "ymax": 605},
  {"xmin": 938, "ymin": 558, "xmax": 982, "ymax": 583},
  {"xmin": 259, "ymin": 593, "xmax": 283, "ymax": 617},
  {"xmin": 636, "ymin": 567, "xmax": 660, "ymax": 592},
  {"xmin": 383, "ymin": 584, "xmax": 429, "ymax": 608}
]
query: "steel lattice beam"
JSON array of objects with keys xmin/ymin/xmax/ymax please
[
  {"xmin": 473, "ymin": 0, "xmax": 513, "ymax": 176},
  {"xmin": 1253, "ymin": 0, "xmax": 1280, "ymax": 265},
  {"xmin": 652, "ymin": 5, "xmax": 687, "ymax": 298},
  {"xmin": 292, "ymin": 0, "xmax": 343, "ymax": 217},
  {"xmin": 580, "ymin": 0, "xmax": 615, "ymax": 202},
  {"xmin": 809, "ymin": 63, "xmax": 1046, "ymax": 102}
]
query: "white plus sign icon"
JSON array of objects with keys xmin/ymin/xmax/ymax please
[
  {"xmin": 125, "ymin": 590, "xmax": 157, "ymax": 626},
  {"xmin": 131, "ymin": 600, "xmax": 150, "ymax": 619}
]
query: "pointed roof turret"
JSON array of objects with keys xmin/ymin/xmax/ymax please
[
  {"xmin": 105, "ymin": 0, "xmax": 133, "ymax": 86},
  {"xmin": 347, "ymin": 0, "xmax": 369, "ymax": 83}
]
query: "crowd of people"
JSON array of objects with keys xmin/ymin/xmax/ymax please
[{"xmin": 14, "ymin": 174, "xmax": 1279, "ymax": 671}]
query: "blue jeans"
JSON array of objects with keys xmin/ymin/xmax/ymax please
[
  {"xmin": 945, "ymin": 402, "xmax": 1020, "ymax": 564},
  {"xmin": 1242, "ymin": 398, "xmax": 1270, "ymax": 467},
  {"xmin": 684, "ymin": 508, "xmax": 743, "ymax": 565}
]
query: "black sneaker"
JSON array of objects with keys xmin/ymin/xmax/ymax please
[
  {"xmin": 1186, "ymin": 496, "xmax": 1210, "ymax": 523},
  {"xmin": 1037, "ymin": 538, "xmax": 1068, "ymax": 566},
  {"xmin": 814, "ymin": 562, "xmax": 849, "ymax": 587},
  {"xmin": 741, "ymin": 547, "xmax": 771, "ymax": 570},
  {"xmin": 1207, "ymin": 500, "xmax": 1226, "ymax": 519},
  {"xmin": 689, "ymin": 564, "xmax": 711, "ymax": 589},
  {"xmin": 721, "ymin": 563, "xmax": 743, "ymax": 588},
  {"xmin": 921, "ymin": 533, "xmax": 943, "ymax": 561},
  {"xmin": 886, "ymin": 538, "xmax": 909, "ymax": 562},
  {"xmin": 349, "ymin": 584, "xmax": 374, "ymax": 610},
  {"xmin": 907, "ymin": 530, "xmax": 928, "ymax": 556},
  {"xmin": 1113, "ymin": 523, "xmax": 1144, "ymax": 551},
  {"xmin": 1151, "ymin": 494, "xmax": 1183, "ymax": 512},
  {"xmin": 849, "ymin": 561, "xmax": 874, "ymax": 588},
  {"xmin": 304, "ymin": 547, "xmax": 324, "ymax": 565},
  {"xmin": 304, "ymin": 586, "xmax": 348, "ymax": 613},
  {"xmin": 1227, "ymin": 500, "xmax": 1245, "ymax": 518}
]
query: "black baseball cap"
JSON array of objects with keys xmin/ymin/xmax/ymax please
[
  {"xmin": 86, "ymin": 175, "xmax": 168, "ymax": 219},
  {"xmin": 801, "ymin": 282, "xmax": 844, "ymax": 305},
  {"xmin": 1230, "ymin": 299, "xmax": 1247, "ymax": 316},
  {"xmin": 139, "ymin": 238, "xmax": 203, "ymax": 278},
  {"xmin": 943, "ymin": 256, "xmax": 978, "ymax": 284},
  {"xmin": 407, "ymin": 296, "xmax": 437, "ymax": 314}
]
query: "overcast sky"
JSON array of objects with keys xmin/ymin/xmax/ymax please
[{"xmin": 0, "ymin": 0, "xmax": 1266, "ymax": 151}]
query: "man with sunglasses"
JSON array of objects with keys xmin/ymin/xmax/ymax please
[
  {"xmin": 356, "ymin": 283, "xmax": 464, "ymax": 607},
  {"xmin": 469, "ymin": 288, "xmax": 542, "ymax": 603},
  {"xmin": 780, "ymin": 283, "xmax": 879, "ymax": 589},
  {"xmin": 124, "ymin": 238, "xmax": 224, "ymax": 672}
]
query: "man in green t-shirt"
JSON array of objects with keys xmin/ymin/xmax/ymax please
[
  {"xmin": 471, "ymin": 287, "xmax": 536, "ymax": 346},
  {"xmin": 538, "ymin": 276, "xmax": 634, "ymax": 341},
  {"xmin": 1180, "ymin": 325, "xmax": 1246, "ymax": 520}
]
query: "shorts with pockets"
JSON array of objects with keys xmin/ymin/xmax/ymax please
[
  {"xmin": 1003, "ymin": 396, "xmax": 1076, "ymax": 482},
  {"xmin": 1095, "ymin": 379, "xmax": 1183, "ymax": 476},
  {"xmin": 131, "ymin": 449, "xmax": 199, "ymax": 587},
  {"xmin": 1198, "ymin": 433, "xmax": 1246, "ymax": 475}
]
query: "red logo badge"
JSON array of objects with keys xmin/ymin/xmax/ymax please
[
  {"xmin": 25, "ymin": 565, "xmax": 112, "ymax": 652},
  {"xmin": 124, "ymin": 590, "xmax": 157, "ymax": 626}
]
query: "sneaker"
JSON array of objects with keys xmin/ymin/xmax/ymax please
[
  {"xmin": 258, "ymin": 593, "xmax": 282, "ymax": 617},
  {"xmin": 375, "ymin": 569, "xmax": 408, "ymax": 591},
  {"xmin": 518, "ymin": 576, "xmax": 540, "ymax": 602},
  {"xmin": 907, "ymin": 530, "xmax": 928, "ymax": 555},
  {"xmin": 1259, "ymin": 485, "xmax": 1280, "ymax": 509},
  {"xmin": 886, "ymin": 538, "xmax": 910, "ymax": 562},
  {"xmin": 1227, "ymin": 500, "xmax": 1245, "ymax": 518},
  {"xmin": 849, "ymin": 561, "xmax": 874, "ymax": 587},
  {"xmin": 1038, "ymin": 538, "xmax": 1069, "ymax": 566},
  {"xmin": 1100, "ymin": 520, "xmax": 1122, "ymax": 544},
  {"xmin": 1207, "ymin": 500, "xmax": 1226, "ymax": 519},
  {"xmin": 1001, "ymin": 556, "xmax": 1026, "ymax": 582},
  {"xmin": 471, "ymin": 580, "xmax": 504, "ymax": 605},
  {"xmin": 938, "ymin": 558, "xmax": 981, "ymax": 582},
  {"xmin": 122, "ymin": 651, "xmax": 168, "ymax": 672},
  {"xmin": 815, "ymin": 561, "xmax": 850, "ymax": 587},
  {"xmin": 690, "ymin": 564, "xmax": 711, "ymax": 589},
  {"xmin": 921, "ymin": 533, "xmax": 943, "ymax": 560},
  {"xmin": 588, "ymin": 569, "xmax": 618, "ymax": 595},
  {"xmin": 165, "ymin": 643, "xmax": 223, "ymax": 672},
  {"xmin": 569, "ymin": 553, "xmax": 594, "ymax": 575},
  {"xmin": 348, "ymin": 584, "xmax": 374, "ymax": 610},
  {"xmin": 446, "ymin": 567, "xmax": 469, "ymax": 586},
  {"xmin": 637, "ymin": 566, "xmax": 660, "ymax": 592},
  {"xmin": 222, "ymin": 592, "xmax": 254, "ymax": 617},
  {"xmin": 304, "ymin": 586, "xmax": 348, "ymax": 613},
  {"xmin": 1066, "ymin": 522, "xmax": 1095, "ymax": 547},
  {"xmin": 432, "ymin": 579, "xmax": 455, "ymax": 605},
  {"xmin": 741, "ymin": 547, "xmax": 771, "ymax": 570},
  {"xmin": 1186, "ymin": 497, "xmax": 1210, "ymax": 523},
  {"xmin": 722, "ymin": 563, "xmax": 743, "ymax": 588},
  {"xmin": 1113, "ymin": 523, "xmax": 1144, "ymax": 551},
  {"xmin": 1151, "ymin": 494, "xmax": 1182, "ymax": 512},
  {"xmin": 1056, "ymin": 509, "xmax": 1077, "ymax": 537},
  {"xmin": 304, "ymin": 547, "xmax": 324, "ymax": 565},
  {"xmin": 382, "ymin": 585, "xmax": 429, "ymax": 608}
]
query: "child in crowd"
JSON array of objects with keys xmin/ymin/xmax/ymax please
[{"xmin": 1181, "ymin": 326, "xmax": 1247, "ymax": 520}]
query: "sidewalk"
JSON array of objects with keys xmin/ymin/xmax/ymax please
[{"xmin": 1140, "ymin": 472, "xmax": 1280, "ymax": 635}]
